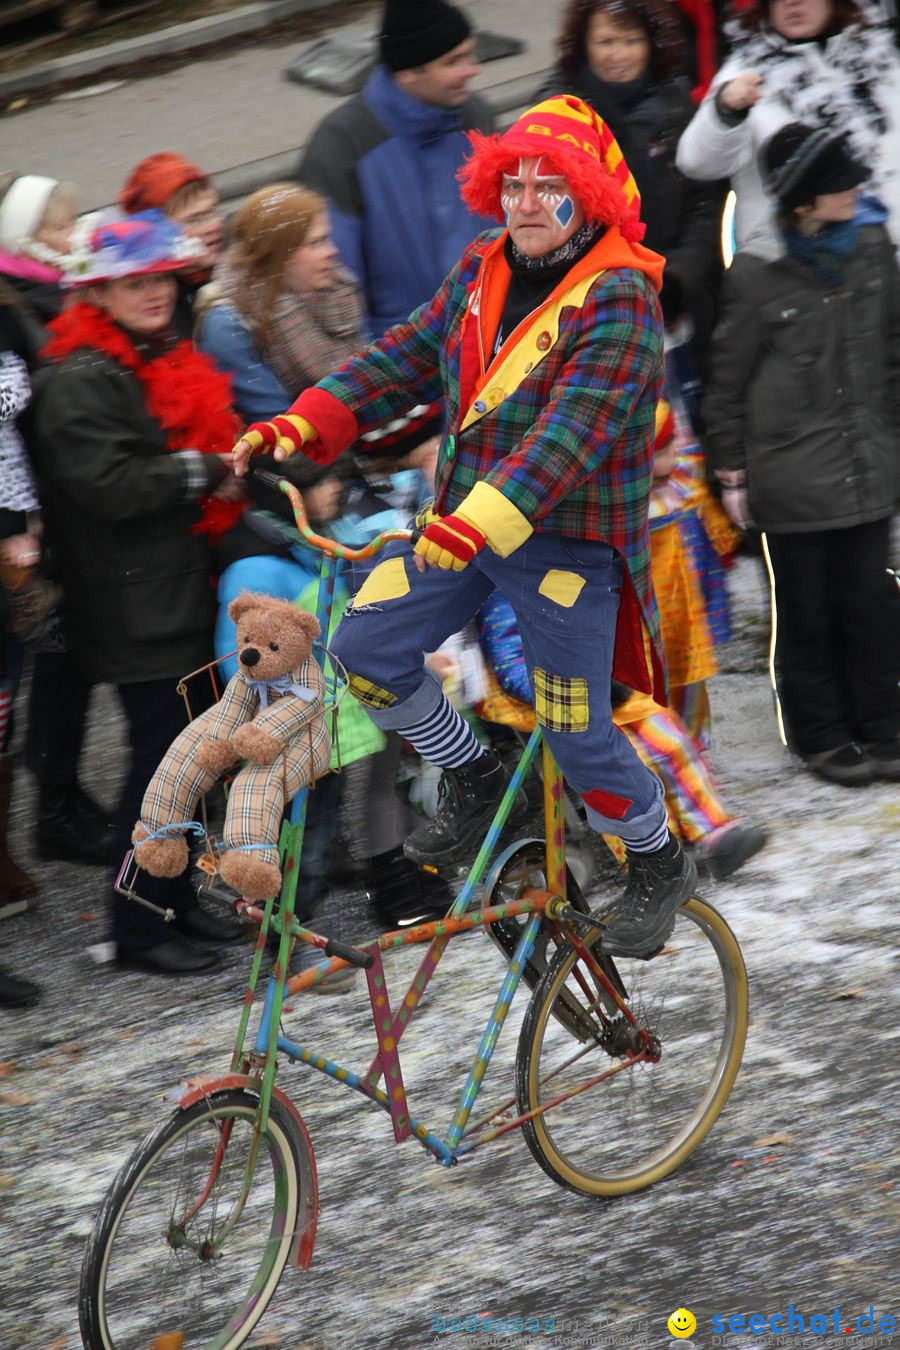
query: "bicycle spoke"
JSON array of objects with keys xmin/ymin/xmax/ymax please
[
  {"xmin": 516, "ymin": 899, "xmax": 747, "ymax": 1195},
  {"xmin": 82, "ymin": 1093, "xmax": 303, "ymax": 1350}
]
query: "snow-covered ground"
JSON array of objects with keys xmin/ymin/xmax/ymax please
[{"xmin": 1, "ymin": 554, "xmax": 897, "ymax": 1349}]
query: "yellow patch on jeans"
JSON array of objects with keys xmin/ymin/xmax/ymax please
[
  {"xmin": 346, "ymin": 674, "xmax": 396, "ymax": 710},
  {"xmin": 352, "ymin": 557, "xmax": 409, "ymax": 608},
  {"xmin": 532, "ymin": 668, "xmax": 589, "ymax": 733},
  {"xmin": 538, "ymin": 569, "xmax": 586, "ymax": 608}
]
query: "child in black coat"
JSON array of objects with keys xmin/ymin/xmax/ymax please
[{"xmin": 703, "ymin": 125, "xmax": 900, "ymax": 787}]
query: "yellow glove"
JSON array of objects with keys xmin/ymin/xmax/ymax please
[{"xmin": 413, "ymin": 483, "xmax": 533, "ymax": 571}]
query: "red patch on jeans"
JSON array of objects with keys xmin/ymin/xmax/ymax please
[{"xmin": 581, "ymin": 787, "xmax": 634, "ymax": 820}]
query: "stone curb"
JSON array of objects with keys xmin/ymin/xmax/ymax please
[{"xmin": 0, "ymin": 0, "xmax": 345, "ymax": 100}]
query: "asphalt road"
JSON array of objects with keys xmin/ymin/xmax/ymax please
[
  {"xmin": 1, "ymin": 552, "xmax": 898, "ymax": 1350},
  {"xmin": 0, "ymin": 0, "xmax": 559, "ymax": 210}
]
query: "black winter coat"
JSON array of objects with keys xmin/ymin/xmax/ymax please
[
  {"xmin": 30, "ymin": 344, "xmax": 224, "ymax": 684},
  {"xmin": 702, "ymin": 224, "xmax": 900, "ymax": 533}
]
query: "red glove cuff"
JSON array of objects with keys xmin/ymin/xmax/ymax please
[{"xmin": 290, "ymin": 388, "xmax": 360, "ymax": 466}]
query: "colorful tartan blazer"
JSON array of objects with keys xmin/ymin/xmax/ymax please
[{"xmin": 295, "ymin": 226, "xmax": 668, "ymax": 699}]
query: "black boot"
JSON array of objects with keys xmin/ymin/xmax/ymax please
[
  {"xmin": 403, "ymin": 752, "xmax": 527, "ymax": 868},
  {"xmin": 35, "ymin": 783, "xmax": 117, "ymax": 865},
  {"xmin": 802, "ymin": 743, "xmax": 873, "ymax": 787},
  {"xmin": 171, "ymin": 905, "xmax": 247, "ymax": 945},
  {"xmin": 602, "ymin": 834, "xmax": 698, "ymax": 959},
  {"xmin": 116, "ymin": 938, "xmax": 222, "ymax": 976},
  {"xmin": 368, "ymin": 845, "xmax": 453, "ymax": 927},
  {"xmin": 861, "ymin": 736, "xmax": 900, "ymax": 783},
  {"xmin": 0, "ymin": 964, "xmax": 41, "ymax": 1008}
]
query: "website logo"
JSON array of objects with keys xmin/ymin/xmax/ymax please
[{"xmin": 668, "ymin": 1308, "xmax": 698, "ymax": 1339}]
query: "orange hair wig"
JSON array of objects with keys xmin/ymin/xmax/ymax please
[{"xmin": 458, "ymin": 95, "xmax": 645, "ymax": 243}]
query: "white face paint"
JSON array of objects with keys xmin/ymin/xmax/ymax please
[{"xmin": 500, "ymin": 157, "xmax": 584, "ymax": 257}]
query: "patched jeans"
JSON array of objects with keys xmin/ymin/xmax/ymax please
[{"xmin": 330, "ymin": 534, "xmax": 666, "ymax": 842}]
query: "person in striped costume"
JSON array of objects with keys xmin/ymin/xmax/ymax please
[{"xmin": 233, "ymin": 96, "xmax": 699, "ymax": 959}]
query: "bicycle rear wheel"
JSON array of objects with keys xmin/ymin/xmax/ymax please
[
  {"xmin": 516, "ymin": 896, "xmax": 747, "ymax": 1196},
  {"xmin": 79, "ymin": 1089, "xmax": 310, "ymax": 1350}
]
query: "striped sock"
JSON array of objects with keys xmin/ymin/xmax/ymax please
[
  {"xmin": 397, "ymin": 695, "xmax": 485, "ymax": 769},
  {"xmin": 623, "ymin": 821, "xmax": 672, "ymax": 855}
]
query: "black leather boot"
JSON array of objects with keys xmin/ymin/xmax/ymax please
[
  {"xmin": 0, "ymin": 964, "xmax": 41, "ymax": 1008},
  {"xmin": 115, "ymin": 938, "xmax": 222, "ymax": 976},
  {"xmin": 403, "ymin": 752, "xmax": 527, "ymax": 868},
  {"xmin": 602, "ymin": 834, "xmax": 698, "ymax": 959},
  {"xmin": 171, "ymin": 905, "xmax": 247, "ymax": 945},
  {"xmin": 367, "ymin": 845, "xmax": 453, "ymax": 927},
  {"xmin": 35, "ymin": 783, "xmax": 117, "ymax": 865}
]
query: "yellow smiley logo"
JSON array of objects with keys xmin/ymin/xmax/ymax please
[{"xmin": 668, "ymin": 1308, "xmax": 697, "ymax": 1338}]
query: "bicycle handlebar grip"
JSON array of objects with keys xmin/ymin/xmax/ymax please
[
  {"xmin": 324, "ymin": 937, "xmax": 375, "ymax": 969},
  {"xmin": 248, "ymin": 468, "xmax": 285, "ymax": 491}
]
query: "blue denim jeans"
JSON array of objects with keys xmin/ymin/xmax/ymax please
[{"xmin": 330, "ymin": 534, "xmax": 665, "ymax": 843}]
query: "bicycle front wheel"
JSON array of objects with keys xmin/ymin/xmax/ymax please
[
  {"xmin": 516, "ymin": 896, "xmax": 747, "ymax": 1196},
  {"xmin": 79, "ymin": 1089, "xmax": 310, "ymax": 1350}
]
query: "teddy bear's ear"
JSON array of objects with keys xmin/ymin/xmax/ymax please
[
  {"xmin": 287, "ymin": 610, "xmax": 321, "ymax": 643},
  {"xmin": 228, "ymin": 592, "xmax": 264, "ymax": 625}
]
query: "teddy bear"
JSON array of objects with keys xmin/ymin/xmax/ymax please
[{"xmin": 132, "ymin": 592, "xmax": 330, "ymax": 902}]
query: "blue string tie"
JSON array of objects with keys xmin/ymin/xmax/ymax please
[
  {"xmin": 221, "ymin": 842, "xmax": 277, "ymax": 853},
  {"xmin": 138, "ymin": 821, "xmax": 208, "ymax": 843}
]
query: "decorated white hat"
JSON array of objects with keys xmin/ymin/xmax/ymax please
[{"xmin": 62, "ymin": 208, "xmax": 204, "ymax": 288}]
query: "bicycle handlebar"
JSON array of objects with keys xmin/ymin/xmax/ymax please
[
  {"xmin": 251, "ymin": 469, "xmax": 412, "ymax": 561},
  {"xmin": 323, "ymin": 936, "xmax": 375, "ymax": 970}
]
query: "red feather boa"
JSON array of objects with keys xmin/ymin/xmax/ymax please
[{"xmin": 41, "ymin": 302, "xmax": 244, "ymax": 540}]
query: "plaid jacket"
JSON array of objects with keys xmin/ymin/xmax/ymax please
[{"xmin": 295, "ymin": 227, "xmax": 667, "ymax": 697}]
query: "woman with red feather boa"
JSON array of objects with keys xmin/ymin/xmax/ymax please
[{"xmin": 30, "ymin": 210, "xmax": 247, "ymax": 976}]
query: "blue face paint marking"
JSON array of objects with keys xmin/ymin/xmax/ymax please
[{"xmin": 554, "ymin": 196, "xmax": 575, "ymax": 227}]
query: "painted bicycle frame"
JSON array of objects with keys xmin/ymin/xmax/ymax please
[{"xmin": 181, "ymin": 478, "xmax": 647, "ymax": 1228}]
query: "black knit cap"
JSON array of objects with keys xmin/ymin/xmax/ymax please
[
  {"xmin": 761, "ymin": 123, "xmax": 869, "ymax": 211},
  {"xmin": 380, "ymin": 0, "xmax": 471, "ymax": 72}
]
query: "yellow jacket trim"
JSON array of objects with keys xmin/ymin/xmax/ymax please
[{"xmin": 457, "ymin": 481, "xmax": 533, "ymax": 557}]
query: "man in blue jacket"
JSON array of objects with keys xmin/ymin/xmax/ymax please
[{"xmin": 297, "ymin": 0, "xmax": 495, "ymax": 340}]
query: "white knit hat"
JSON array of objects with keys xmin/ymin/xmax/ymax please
[{"xmin": 0, "ymin": 175, "xmax": 58, "ymax": 252}]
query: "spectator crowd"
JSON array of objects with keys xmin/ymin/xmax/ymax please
[{"xmin": 1, "ymin": 0, "xmax": 898, "ymax": 1006}]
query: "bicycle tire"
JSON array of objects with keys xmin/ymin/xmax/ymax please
[
  {"xmin": 79, "ymin": 1089, "xmax": 309, "ymax": 1350},
  {"xmin": 515, "ymin": 895, "xmax": 748, "ymax": 1197}
]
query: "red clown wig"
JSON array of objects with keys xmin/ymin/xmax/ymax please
[{"xmin": 458, "ymin": 95, "xmax": 645, "ymax": 243}]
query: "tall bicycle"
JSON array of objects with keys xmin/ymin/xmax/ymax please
[{"xmin": 79, "ymin": 479, "xmax": 749, "ymax": 1350}]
